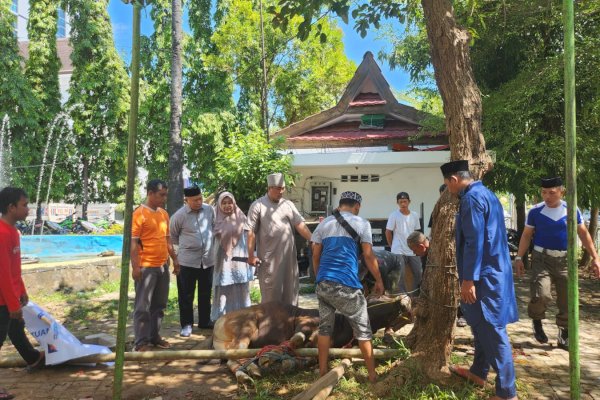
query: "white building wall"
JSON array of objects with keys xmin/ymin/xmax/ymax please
[
  {"xmin": 15, "ymin": 0, "xmax": 29, "ymax": 40},
  {"xmin": 287, "ymin": 150, "xmax": 451, "ymax": 236},
  {"xmin": 14, "ymin": 0, "xmax": 71, "ymax": 41},
  {"xmin": 58, "ymin": 73, "xmax": 71, "ymax": 104}
]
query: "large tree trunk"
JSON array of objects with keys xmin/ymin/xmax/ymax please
[
  {"xmin": 515, "ymin": 194, "xmax": 529, "ymax": 268},
  {"xmin": 82, "ymin": 157, "xmax": 89, "ymax": 220},
  {"xmin": 580, "ymin": 206, "xmax": 598, "ymax": 267},
  {"xmin": 515, "ymin": 194, "xmax": 526, "ymax": 235},
  {"xmin": 168, "ymin": 0, "xmax": 184, "ymax": 215},
  {"xmin": 408, "ymin": 0, "xmax": 492, "ymax": 380}
]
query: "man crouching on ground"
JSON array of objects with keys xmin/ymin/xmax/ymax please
[
  {"xmin": 311, "ymin": 191, "xmax": 384, "ymax": 383},
  {"xmin": 0, "ymin": 187, "xmax": 45, "ymax": 400}
]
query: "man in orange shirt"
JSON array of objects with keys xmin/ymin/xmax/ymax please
[
  {"xmin": 1, "ymin": 187, "xmax": 45, "ymax": 400},
  {"xmin": 131, "ymin": 179, "xmax": 179, "ymax": 352}
]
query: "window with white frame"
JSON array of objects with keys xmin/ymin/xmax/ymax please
[{"xmin": 57, "ymin": 8, "xmax": 66, "ymax": 38}]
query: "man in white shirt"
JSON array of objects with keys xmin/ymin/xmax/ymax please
[{"xmin": 385, "ymin": 192, "xmax": 422, "ymax": 293}]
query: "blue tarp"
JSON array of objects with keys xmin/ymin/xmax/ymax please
[{"xmin": 21, "ymin": 235, "xmax": 123, "ymax": 258}]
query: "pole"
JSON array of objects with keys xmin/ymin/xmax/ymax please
[
  {"xmin": 0, "ymin": 348, "xmax": 405, "ymax": 367},
  {"xmin": 563, "ymin": 0, "xmax": 579, "ymax": 398},
  {"xmin": 258, "ymin": 0, "xmax": 269, "ymax": 141},
  {"xmin": 113, "ymin": 1, "xmax": 142, "ymax": 398}
]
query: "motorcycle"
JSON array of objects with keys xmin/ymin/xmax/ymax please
[
  {"xmin": 58, "ymin": 212, "xmax": 77, "ymax": 231},
  {"xmin": 507, "ymin": 228, "xmax": 520, "ymax": 254}
]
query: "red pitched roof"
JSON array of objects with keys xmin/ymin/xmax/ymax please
[
  {"xmin": 349, "ymin": 92, "xmax": 386, "ymax": 107},
  {"xmin": 288, "ymin": 120, "xmax": 440, "ymax": 143}
]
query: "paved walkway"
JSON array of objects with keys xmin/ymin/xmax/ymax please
[{"xmin": 0, "ymin": 279, "xmax": 598, "ymax": 399}]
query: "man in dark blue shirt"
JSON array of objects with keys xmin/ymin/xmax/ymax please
[
  {"xmin": 442, "ymin": 160, "xmax": 518, "ymax": 400},
  {"xmin": 514, "ymin": 177, "xmax": 600, "ymax": 349}
]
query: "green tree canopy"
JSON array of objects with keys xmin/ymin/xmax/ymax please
[
  {"xmin": 0, "ymin": 0, "xmax": 42, "ymax": 191},
  {"xmin": 215, "ymin": 127, "xmax": 295, "ymax": 207},
  {"xmin": 64, "ymin": 0, "xmax": 130, "ymax": 216}
]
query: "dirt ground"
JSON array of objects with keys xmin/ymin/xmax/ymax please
[{"xmin": 1, "ymin": 276, "xmax": 599, "ymax": 399}]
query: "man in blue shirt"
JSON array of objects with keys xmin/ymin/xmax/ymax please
[
  {"xmin": 442, "ymin": 160, "xmax": 519, "ymax": 400},
  {"xmin": 514, "ymin": 177, "xmax": 600, "ymax": 349},
  {"xmin": 312, "ymin": 191, "xmax": 384, "ymax": 383}
]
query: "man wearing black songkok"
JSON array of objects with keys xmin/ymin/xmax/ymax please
[{"xmin": 514, "ymin": 177, "xmax": 600, "ymax": 350}]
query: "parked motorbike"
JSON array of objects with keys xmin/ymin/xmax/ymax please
[
  {"xmin": 507, "ymin": 228, "xmax": 520, "ymax": 254},
  {"xmin": 44, "ymin": 220, "xmax": 69, "ymax": 235},
  {"xmin": 58, "ymin": 212, "xmax": 77, "ymax": 231}
]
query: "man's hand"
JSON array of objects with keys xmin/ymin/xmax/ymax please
[
  {"xmin": 514, "ymin": 259, "xmax": 525, "ymax": 277},
  {"xmin": 248, "ymin": 255, "xmax": 259, "ymax": 267},
  {"xmin": 591, "ymin": 258, "xmax": 600, "ymax": 279},
  {"xmin": 460, "ymin": 280, "xmax": 477, "ymax": 304},
  {"xmin": 373, "ymin": 279, "xmax": 384, "ymax": 296},
  {"xmin": 20, "ymin": 293, "xmax": 29, "ymax": 307},
  {"xmin": 9, "ymin": 307, "xmax": 23, "ymax": 320},
  {"xmin": 172, "ymin": 261, "xmax": 180, "ymax": 276},
  {"xmin": 132, "ymin": 266, "xmax": 142, "ymax": 281}
]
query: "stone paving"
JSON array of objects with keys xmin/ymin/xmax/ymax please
[{"xmin": 0, "ymin": 278, "xmax": 598, "ymax": 399}]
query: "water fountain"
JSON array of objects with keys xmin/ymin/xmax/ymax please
[
  {"xmin": 0, "ymin": 114, "xmax": 11, "ymax": 190},
  {"xmin": 31, "ymin": 115, "xmax": 60, "ymax": 234},
  {"xmin": 42, "ymin": 113, "xmax": 72, "ymax": 234}
]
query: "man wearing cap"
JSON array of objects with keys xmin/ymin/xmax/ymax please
[
  {"xmin": 514, "ymin": 177, "xmax": 600, "ymax": 350},
  {"xmin": 385, "ymin": 191, "xmax": 422, "ymax": 293},
  {"xmin": 170, "ymin": 186, "xmax": 216, "ymax": 336},
  {"xmin": 131, "ymin": 179, "xmax": 179, "ymax": 351},
  {"xmin": 441, "ymin": 160, "xmax": 518, "ymax": 400},
  {"xmin": 311, "ymin": 191, "xmax": 384, "ymax": 383},
  {"xmin": 245, "ymin": 173, "xmax": 313, "ymax": 305}
]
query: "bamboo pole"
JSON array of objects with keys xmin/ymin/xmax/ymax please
[
  {"xmin": 292, "ymin": 359, "xmax": 352, "ymax": 400},
  {"xmin": 563, "ymin": 0, "xmax": 580, "ymax": 399},
  {"xmin": 113, "ymin": 1, "xmax": 142, "ymax": 399},
  {"xmin": 0, "ymin": 349, "xmax": 403, "ymax": 368}
]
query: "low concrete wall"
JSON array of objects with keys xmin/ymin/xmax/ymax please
[{"xmin": 22, "ymin": 256, "xmax": 121, "ymax": 295}]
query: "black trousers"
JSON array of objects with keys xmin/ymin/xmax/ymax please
[
  {"xmin": 0, "ymin": 306, "xmax": 40, "ymax": 365},
  {"xmin": 177, "ymin": 265, "xmax": 213, "ymax": 328}
]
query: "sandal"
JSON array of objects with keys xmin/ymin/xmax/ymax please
[
  {"xmin": 152, "ymin": 338, "xmax": 171, "ymax": 349},
  {"xmin": 26, "ymin": 351, "xmax": 45, "ymax": 372},
  {"xmin": 0, "ymin": 387, "xmax": 15, "ymax": 400},
  {"xmin": 449, "ymin": 365, "xmax": 486, "ymax": 387}
]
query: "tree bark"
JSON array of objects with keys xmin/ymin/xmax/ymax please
[
  {"xmin": 515, "ymin": 195, "xmax": 526, "ymax": 235},
  {"xmin": 168, "ymin": 0, "xmax": 184, "ymax": 215},
  {"xmin": 407, "ymin": 0, "xmax": 492, "ymax": 380},
  {"xmin": 82, "ymin": 156, "xmax": 89, "ymax": 220},
  {"xmin": 580, "ymin": 206, "xmax": 598, "ymax": 267}
]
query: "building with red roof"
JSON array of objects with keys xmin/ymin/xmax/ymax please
[{"xmin": 275, "ymin": 51, "xmax": 450, "ymax": 233}]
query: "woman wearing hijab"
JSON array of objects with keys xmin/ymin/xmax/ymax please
[{"xmin": 211, "ymin": 192, "xmax": 255, "ymax": 321}]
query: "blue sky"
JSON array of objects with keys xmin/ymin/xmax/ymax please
[{"xmin": 107, "ymin": 0, "xmax": 412, "ymax": 93}]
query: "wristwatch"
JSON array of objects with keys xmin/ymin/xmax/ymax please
[{"xmin": 514, "ymin": 256, "xmax": 522, "ymax": 261}]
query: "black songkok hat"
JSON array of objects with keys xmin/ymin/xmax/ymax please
[
  {"xmin": 340, "ymin": 191, "xmax": 362, "ymax": 204},
  {"xmin": 440, "ymin": 160, "xmax": 469, "ymax": 176},
  {"xmin": 183, "ymin": 186, "xmax": 201, "ymax": 197},
  {"xmin": 541, "ymin": 177, "xmax": 563, "ymax": 188}
]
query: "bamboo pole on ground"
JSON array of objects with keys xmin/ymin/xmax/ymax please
[
  {"xmin": 113, "ymin": 1, "xmax": 143, "ymax": 399},
  {"xmin": 291, "ymin": 359, "xmax": 352, "ymax": 400},
  {"xmin": 0, "ymin": 349, "xmax": 403, "ymax": 368},
  {"xmin": 562, "ymin": 0, "xmax": 580, "ymax": 398}
]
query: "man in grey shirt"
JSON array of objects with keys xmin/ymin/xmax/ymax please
[{"xmin": 170, "ymin": 186, "xmax": 215, "ymax": 336}]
